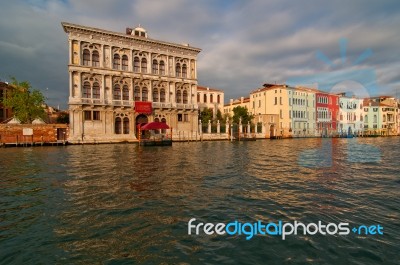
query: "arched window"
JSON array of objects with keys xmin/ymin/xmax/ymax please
[
  {"xmin": 182, "ymin": 64, "xmax": 187, "ymax": 78},
  {"xmin": 176, "ymin": 90, "xmax": 182, "ymax": 103},
  {"xmin": 83, "ymin": 49, "xmax": 90, "ymax": 66},
  {"xmin": 123, "ymin": 117, "xmax": 129, "ymax": 134},
  {"xmin": 122, "ymin": 85, "xmax": 129, "ymax": 101},
  {"xmin": 153, "ymin": 88, "xmax": 159, "ymax": 102},
  {"xmin": 217, "ymin": 95, "xmax": 220, "ymax": 104},
  {"xmin": 113, "ymin": 84, "xmax": 121, "ymax": 100},
  {"xmin": 113, "ymin": 54, "xmax": 120, "ymax": 70},
  {"xmin": 92, "ymin": 51, "xmax": 99, "ymax": 67},
  {"xmin": 155, "ymin": 118, "xmax": 160, "ymax": 122},
  {"xmin": 365, "ymin": 115, "xmax": 368, "ymax": 123},
  {"xmin": 93, "ymin": 82, "xmax": 100, "ymax": 99},
  {"xmin": 176, "ymin": 63, "xmax": 181, "ymax": 77},
  {"xmin": 160, "ymin": 89, "xmax": 165, "ymax": 103},
  {"xmin": 141, "ymin": 58, "xmax": 147, "ymax": 73},
  {"xmin": 203, "ymin": 94, "xmax": 207, "ymax": 103},
  {"xmin": 183, "ymin": 90, "xmax": 188, "ymax": 104},
  {"xmin": 115, "ymin": 117, "xmax": 122, "ymax": 134},
  {"xmin": 210, "ymin": 94, "xmax": 213, "ymax": 103},
  {"xmin": 134, "ymin": 57, "xmax": 140, "ymax": 72},
  {"xmin": 142, "ymin": 87, "xmax": 148, "ymax": 101},
  {"xmin": 122, "ymin": 55, "xmax": 128, "ymax": 70},
  {"xmin": 152, "ymin": 60, "xmax": 158, "ymax": 74},
  {"xmin": 373, "ymin": 115, "xmax": 377, "ymax": 123},
  {"xmin": 134, "ymin": 86, "xmax": 140, "ymax": 101},
  {"xmin": 159, "ymin": 61, "xmax": 165, "ymax": 75},
  {"xmin": 83, "ymin": 81, "xmax": 91, "ymax": 98}
]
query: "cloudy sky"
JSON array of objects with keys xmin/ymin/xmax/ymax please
[{"xmin": 0, "ymin": 0, "xmax": 399, "ymax": 109}]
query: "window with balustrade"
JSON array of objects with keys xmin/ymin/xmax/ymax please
[
  {"xmin": 134, "ymin": 57, "xmax": 140, "ymax": 72},
  {"xmin": 176, "ymin": 90, "xmax": 182, "ymax": 103},
  {"xmin": 160, "ymin": 89, "xmax": 165, "ymax": 103},
  {"xmin": 141, "ymin": 58, "xmax": 147, "ymax": 73},
  {"xmin": 92, "ymin": 51, "xmax": 100, "ymax": 67},
  {"xmin": 113, "ymin": 84, "xmax": 121, "ymax": 100},
  {"xmin": 153, "ymin": 88, "xmax": 159, "ymax": 102},
  {"xmin": 142, "ymin": 87, "xmax": 148, "ymax": 101},
  {"xmin": 122, "ymin": 85, "xmax": 129, "ymax": 101},
  {"xmin": 113, "ymin": 54, "xmax": 120, "ymax": 70},
  {"xmin": 183, "ymin": 90, "xmax": 188, "ymax": 104},
  {"xmin": 182, "ymin": 64, "xmax": 187, "ymax": 78},
  {"xmin": 122, "ymin": 55, "xmax": 128, "ymax": 70},
  {"xmin": 92, "ymin": 83, "xmax": 100, "ymax": 99},
  {"xmin": 152, "ymin": 60, "xmax": 158, "ymax": 74},
  {"xmin": 176, "ymin": 63, "xmax": 181, "ymax": 77},
  {"xmin": 83, "ymin": 49, "xmax": 90, "ymax": 66},
  {"xmin": 159, "ymin": 61, "xmax": 165, "ymax": 75},
  {"xmin": 134, "ymin": 86, "xmax": 140, "ymax": 101}
]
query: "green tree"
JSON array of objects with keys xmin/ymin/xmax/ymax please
[
  {"xmin": 2, "ymin": 77, "xmax": 46, "ymax": 123},
  {"xmin": 232, "ymin": 106, "xmax": 254, "ymax": 124},
  {"xmin": 56, "ymin": 112, "xmax": 69, "ymax": 124},
  {"xmin": 200, "ymin": 108, "xmax": 213, "ymax": 123},
  {"xmin": 215, "ymin": 109, "xmax": 223, "ymax": 122}
]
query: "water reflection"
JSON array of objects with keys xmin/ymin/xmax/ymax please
[{"xmin": 0, "ymin": 138, "xmax": 399, "ymax": 264}]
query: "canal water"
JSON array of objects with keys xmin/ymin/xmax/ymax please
[{"xmin": 0, "ymin": 138, "xmax": 399, "ymax": 264}]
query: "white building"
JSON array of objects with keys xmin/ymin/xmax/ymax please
[
  {"xmin": 338, "ymin": 95, "xmax": 364, "ymax": 135},
  {"xmin": 62, "ymin": 22, "xmax": 201, "ymax": 143}
]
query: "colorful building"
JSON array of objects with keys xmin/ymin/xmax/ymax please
[
  {"xmin": 363, "ymin": 96, "xmax": 398, "ymax": 136},
  {"xmin": 338, "ymin": 94, "xmax": 364, "ymax": 136},
  {"xmin": 315, "ymin": 91, "xmax": 339, "ymax": 136}
]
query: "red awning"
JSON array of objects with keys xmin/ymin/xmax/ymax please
[{"xmin": 140, "ymin": 121, "xmax": 170, "ymax": 130}]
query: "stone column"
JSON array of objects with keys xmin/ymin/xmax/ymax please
[
  {"xmin": 247, "ymin": 122, "xmax": 251, "ymax": 135},
  {"xmin": 239, "ymin": 117, "xmax": 242, "ymax": 133},
  {"xmin": 208, "ymin": 120, "xmax": 211, "ymax": 134},
  {"xmin": 198, "ymin": 119, "xmax": 202, "ymax": 135},
  {"xmin": 217, "ymin": 120, "xmax": 220, "ymax": 133}
]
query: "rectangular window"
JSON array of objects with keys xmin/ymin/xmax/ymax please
[
  {"xmin": 184, "ymin": 114, "xmax": 189, "ymax": 122},
  {"xmin": 0, "ymin": 89, "xmax": 3, "ymax": 100},
  {"xmin": 93, "ymin": 111, "xmax": 100, "ymax": 120},
  {"xmin": 289, "ymin": 110, "xmax": 291, "ymax": 118},
  {"xmin": 84, "ymin": 111, "xmax": 91, "ymax": 121},
  {"xmin": 177, "ymin": 113, "xmax": 183, "ymax": 122},
  {"xmin": 280, "ymin": 109, "xmax": 283, "ymax": 119},
  {"xmin": 259, "ymin": 100, "xmax": 261, "ymax": 108},
  {"xmin": 274, "ymin": 97, "xmax": 277, "ymax": 105},
  {"xmin": 280, "ymin": 97, "xmax": 282, "ymax": 105}
]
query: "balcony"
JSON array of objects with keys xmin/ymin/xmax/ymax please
[
  {"xmin": 69, "ymin": 98, "xmax": 134, "ymax": 107},
  {"xmin": 152, "ymin": 102, "xmax": 198, "ymax": 110}
]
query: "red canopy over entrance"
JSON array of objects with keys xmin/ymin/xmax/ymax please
[{"xmin": 140, "ymin": 121, "xmax": 170, "ymax": 130}]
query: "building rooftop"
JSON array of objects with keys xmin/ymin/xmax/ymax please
[
  {"xmin": 197, "ymin": 86, "xmax": 224, "ymax": 93},
  {"xmin": 61, "ymin": 22, "xmax": 201, "ymax": 53}
]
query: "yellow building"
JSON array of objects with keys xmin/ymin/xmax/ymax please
[
  {"xmin": 197, "ymin": 86, "xmax": 224, "ymax": 118},
  {"xmin": 249, "ymin": 84, "xmax": 316, "ymax": 137}
]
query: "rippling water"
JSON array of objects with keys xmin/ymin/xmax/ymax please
[{"xmin": 1, "ymin": 138, "xmax": 399, "ymax": 264}]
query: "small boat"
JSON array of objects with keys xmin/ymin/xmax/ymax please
[{"xmin": 138, "ymin": 121, "xmax": 173, "ymax": 147}]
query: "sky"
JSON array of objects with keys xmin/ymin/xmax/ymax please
[{"xmin": 0, "ymin": 0, "xmax": 399, "ymax": 109}]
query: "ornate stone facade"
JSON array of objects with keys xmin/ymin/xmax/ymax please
[{"xmin": 62, "ymin": 22, "xmax": 201, "ymax": 143}]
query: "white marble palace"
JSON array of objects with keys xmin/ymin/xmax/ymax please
[{"xmin": 62, "ymin": 22, "xmax": 201, "ymax": 143}]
